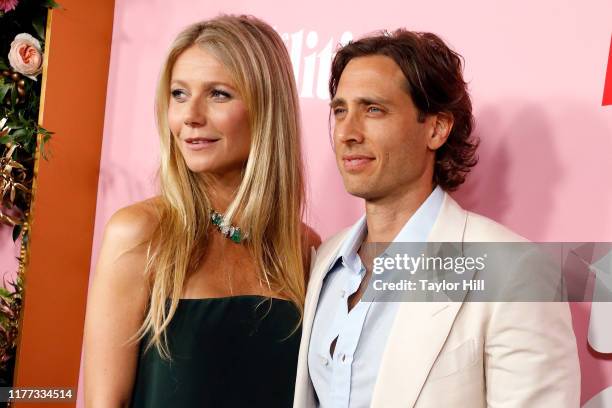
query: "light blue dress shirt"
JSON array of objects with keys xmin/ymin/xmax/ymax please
[{"xmin": 308, "ymin": 186, "xmax": 444, "ymax": 408}]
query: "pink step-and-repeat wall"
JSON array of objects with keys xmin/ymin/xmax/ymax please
[{"xmin": 6, "ymin": 0, "xmax": 612, "ymax": 406}]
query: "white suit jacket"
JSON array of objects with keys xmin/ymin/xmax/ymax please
[{"xmin": 294, "ymin": 193, "xmax": 580, "ymax": 407}]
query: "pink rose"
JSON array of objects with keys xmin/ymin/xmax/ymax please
[
  {"xmin": 8, "ymin": 33, "xmax": 43, "ymax": 81},
  {"xmin": 0, "ymin": 0, "xmax": 19, "ymax": 13}
]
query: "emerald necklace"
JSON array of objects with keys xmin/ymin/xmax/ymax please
[{"xmin": 210, "ymin": 210, "xmax": 245, "ymax": 243}]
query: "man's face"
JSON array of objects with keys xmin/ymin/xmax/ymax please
[{"xmin": 331, "ymin": 55, "xmax": 436, "ymax": 202}]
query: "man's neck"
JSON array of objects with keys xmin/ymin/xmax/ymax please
[{"xmin": 364, "ymin": 182, "xmax": 435, "ymax": 243}]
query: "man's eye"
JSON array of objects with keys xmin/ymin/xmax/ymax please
[
  {"xmin": 211, "ymin": 89, "xmax": 231, "ymax": 99},
  {"xmin": 367, "ymin": 106, "xmax": 382, "ymax": 113},
  {"xmin": 333, "ymin": 107, "xmax": 346, "ymax": 116}
]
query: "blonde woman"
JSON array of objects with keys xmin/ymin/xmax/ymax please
[{"xmin": 83, "ymin": 15, "xmax": 319, "ymax": 407}]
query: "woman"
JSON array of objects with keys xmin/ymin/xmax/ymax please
[{"xmin": 84, "ymin": 15, "xmax": 319, "ymax": 407}]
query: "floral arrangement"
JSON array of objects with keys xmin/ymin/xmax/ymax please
[{"xmin": 0, "ymin": 0, "xmax": 60, "ymax": 390}]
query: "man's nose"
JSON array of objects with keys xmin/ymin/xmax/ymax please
[{"xmin": 335, "ymin": 112, "xmax": 364, "ymax": 144}]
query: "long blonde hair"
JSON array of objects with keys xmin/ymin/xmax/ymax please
[{"xmin": 134, "ymin": 15, "xmax": 305, "ymax": 359}]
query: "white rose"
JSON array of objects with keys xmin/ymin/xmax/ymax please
[{"xmin": 8, "ymin": 33, "xmax": 43, "ymax": 81}]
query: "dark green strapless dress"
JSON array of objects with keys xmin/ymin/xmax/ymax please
[{"xmin": 130, "ymin": 295, "xmax": 302, "ymax": 408}]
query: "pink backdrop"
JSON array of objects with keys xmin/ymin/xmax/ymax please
[{"xmin": 26, "ymin": 0, "xmax": 610, "ymax": 406}]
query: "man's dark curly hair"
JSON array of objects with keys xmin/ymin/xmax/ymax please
[{"xmin": 329, "ymin": 30, "xmax": 478, "ymax": 191}]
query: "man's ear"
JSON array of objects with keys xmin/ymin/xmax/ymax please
[{"xmin": 427, "ymin": 112, "xmax": 454, "ymax": 151}]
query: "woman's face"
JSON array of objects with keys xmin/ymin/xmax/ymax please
[{"xmin": 168, "ymin": 45, "xmax": 251, "ymax": 179}]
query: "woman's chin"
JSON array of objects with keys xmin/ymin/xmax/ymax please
[
  {"xmin": 181, "ymin": 157, "xmax": 217, "ymax": 174},
  {"xmin": 183, "ymin": 161, "xmax": 246, "ymax": 182}
]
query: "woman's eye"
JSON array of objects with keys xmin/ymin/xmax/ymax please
[
  {"xmin": 211, "ymin": 89, "xmax": 231, "ymax": 99},
  {"xmin": 171, "ymin": 89, "xmax": 187, "ymax": 101}
]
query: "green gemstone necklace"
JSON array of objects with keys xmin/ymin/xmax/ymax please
[{"xmin": 210, "ymin": 210, "xmax": 245, "ymax": 243}]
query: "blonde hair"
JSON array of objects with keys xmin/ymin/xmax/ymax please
[{"xmin": 133, "ymin": 15, "xmax": 305, "ymax": 359}]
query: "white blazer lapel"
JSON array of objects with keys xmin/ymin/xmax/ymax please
[
  {"xmin": 371, "ymin": 193, "xmax": 469, "ymax": 407},
  {"xmin": 294, "ymin": 228, "xmax": 350, "ymax": 407}
]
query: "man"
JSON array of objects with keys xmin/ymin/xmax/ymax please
[{"xmin": 294, "ymin": 30, "xmax": 579, "ymax": 407}]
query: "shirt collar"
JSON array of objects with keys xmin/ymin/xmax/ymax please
[
  {"xmin": 393, "ymin": 185, "xmax": 444, "ymax": 243},
  {"xmin": 328, "ymin": 186, "xmax": 445, "ymax": 273},
  {"xmin": 334, "ymin": 215, "xmax": 367, "ymax": 273}
]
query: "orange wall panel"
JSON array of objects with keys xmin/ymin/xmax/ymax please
[{"xmin": 12, "ymin": 0, "xmax": 115, "ymax": 406}]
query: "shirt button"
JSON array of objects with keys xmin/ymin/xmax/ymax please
[
  {"xmin": 320, "ymin": 356, "xmax": 329, "ymax": 366},
  {"xmin": 340, "ymin": 290, "xmax": 346, "ymax": 298}
]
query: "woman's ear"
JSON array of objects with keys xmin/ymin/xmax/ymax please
[{"xmin": 427, "ymin": 112, "xmax": 454, "ymax": 151}]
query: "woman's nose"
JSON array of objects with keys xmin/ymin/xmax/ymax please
[{"xmin": 184, "ymin": 100, "xmax": 207, "ymax": 128}]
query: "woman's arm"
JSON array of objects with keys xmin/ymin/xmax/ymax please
[{"xmin": 83, "ymin": 202, "xmax": 158, "ymax": 407}]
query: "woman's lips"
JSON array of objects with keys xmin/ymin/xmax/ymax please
[
  {"xmin": 342, "ymin": 155, "xmax": 375, "ymax": 172},
  {"xmin": 183, "ymin": 138, "xmax": 219, "ymax": 151}
]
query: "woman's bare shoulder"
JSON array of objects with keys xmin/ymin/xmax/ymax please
[
  {"xmin": 85, "ymin": 200, "xmax": 162, "ymax": 403},
  {"xmin": 93, "ymin": 198, "xmax": 164, "ymax": 297},
  {"xmin": 104, "ymin": 197, "xmax": 163, "ymax": 250}
]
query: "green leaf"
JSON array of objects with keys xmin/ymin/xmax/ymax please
[
  {"xmin": 12, "ymin": 225, "xmax": 22, "ymax": 242},
  {"xmin": 17, "ymin": 111, "xmax": 26, "ymax": 125},
  {"xmin": 0, "ymin": 136, "xmax": 10, "ymax": 144},
  {"xmin": 24, "ymin": 137, "xmax": 36, "ymax": 154},
  {"xmin": 0, "ymin": 288, "xmax": 10, "ymax": 298},
  {"xmin": 43, "ymin": 0, "xmax": 62, "ymax": 9},
  {"xmin": 40, "ymin": 142, "xmax": 49, "ymax": 160},
  {"xmin": 10, "ymin": 83, "xmax": 16, "ymax": 105},
  {"xmin": 0, "ymin": 84, "xmax": 10, "ymax": 103},
  {"xmin": 32, "ymin": 15, "xmax": 46, "ymax": 40},
  {"xmin": 11, "ymin": 129, "xmax": 28, "ymax": 140},
  {"xmin": 0, "ymin": 60, "xmax": 7, "ymax": 70}
]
